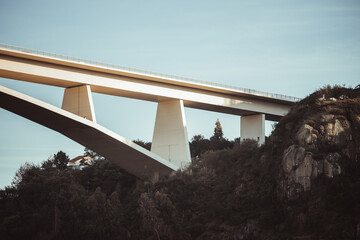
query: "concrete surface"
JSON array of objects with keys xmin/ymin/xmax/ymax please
[
  {"xmin": 151, "ymin": 100, "xmax": 192, "ymax": 169},
  {"xmin": 62, "ymin": 85, "xmax": 96, "ymax": 122},
  {"xmin": 241, "ymin": 114, "xmax": 265, "ymax": 145}
]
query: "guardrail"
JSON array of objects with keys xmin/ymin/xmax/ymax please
[{"xmin": 0, "ymin": 43, "xmax": 301, "ymax": 102}]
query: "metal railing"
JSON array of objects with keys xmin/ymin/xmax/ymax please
[{"xmin": 0, "ymin": 43, "xmax": 301, "ymax": 102}]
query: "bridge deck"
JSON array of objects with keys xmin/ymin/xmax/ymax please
[{"xmin": 0, "ymin": 44, "xmax": 299, "ymax": 121}]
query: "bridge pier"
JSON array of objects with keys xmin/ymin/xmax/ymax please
[
  {"xmin": 61, "ymin": 85, "xmax": 96, "ymax": 122},
  {"xmin": 151, "ymin": 99, "xmax": 191, "ymax": 169},
  {"xmin": 241, "ymin": 114, "xmax": 265, "ymax": 145}
]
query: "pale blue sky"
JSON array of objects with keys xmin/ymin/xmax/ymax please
[{"xmin": 0, "ymin": 0, "xmax": 359, "ymax": 188}]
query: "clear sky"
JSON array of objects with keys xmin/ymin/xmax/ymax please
[{"xmin": 0, "ymin": 0, "xmax": 359, "ymax": 188}]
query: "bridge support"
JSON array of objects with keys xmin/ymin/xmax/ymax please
[
  {"xmin": 61, "ymin": 85, "xmax": 96, "ymax": 122},
  {"xmin": 241, "ymin": 114, "xmax": 265, "ymax": 145},
  {"xmin": 151, "ymin": 99, "xmax": 191, "ymax": 169}
]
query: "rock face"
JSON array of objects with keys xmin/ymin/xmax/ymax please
[
  {"xmin": 281, "ymin": 144, "xmax": 343, "ymax": 198},
  {"xmin": 296, "ymin": 124, "xmax": 317, "ymax": 146},
  {"xmin": 278, "ymin": 92, "xmax": 359, "ymax": 199}
]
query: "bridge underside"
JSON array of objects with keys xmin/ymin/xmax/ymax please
[{"xmin": 0, "ymin": 85, "xmax": 177, "ymax": 178}]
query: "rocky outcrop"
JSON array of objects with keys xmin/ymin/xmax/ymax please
[
  {"xmin": 296, "ymin": 124, "xmax": 317, "ymax": 146},
  {"xmin": 281, "ymin": 145, "xmax": 316, "ymax": 197},
  {"xmin": 281, "ymin": 144, "xmax": 343, "ymax": 198},
  {"xmin": 279, "ymin": 97, "xmax": 357, "ymax": 199}
]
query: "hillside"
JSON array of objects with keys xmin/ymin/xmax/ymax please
[{"xmin": 0, "ymin": 86, "xmax": 359, "ymax": 240}]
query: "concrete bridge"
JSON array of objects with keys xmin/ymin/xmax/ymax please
[{"xmin": 0, "ymin": 43, "xmax": 300, "ymax": 178}]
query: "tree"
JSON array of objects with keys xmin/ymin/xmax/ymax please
[
  {"xmin": 210, "ymin": 119, "xmax": 228, "ymax": 150},
  {"xmin": 41, "ymin": 151, "xmax": 70, "ymax": 170},
  {"xmin": 208, "ymin": 119, "xmax": 235, "ymax": 151},
  {"xmin": 84, "ymin": 147, "xmax": 105, "ymax": 161},
  {"xmin": 41, "ymin": 157, "xmax": 54, "ymax": 169},
  {"xmin": 53, "ymin": 151, "xmax": 70, "ymax": 170},
  {"xmin": 190, "ymin": 134, "xmax": 210, "ymax": 158},
  {"xmin": 212, "ymin": 119, "xmax": 224, "ymax": 141},
  {"xmin": 133, "ymin": 139, "xmax": 152, "ymax": 151},
  {"xmin": 138, "ymin": 192, "xmax": 162, "ymax": 240}
]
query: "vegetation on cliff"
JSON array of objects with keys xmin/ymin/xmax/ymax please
[{"xmin": 0, "ymin": 86, "xmax": 359, "ymax": 239}]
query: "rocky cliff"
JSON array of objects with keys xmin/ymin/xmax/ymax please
[
  {"xmin": 248, "ymin": 86, "xmax": 360, "ymax": 239},
  {"xmin": 273, "ymin": 86, "xmax": 360, "ymax": 200}
]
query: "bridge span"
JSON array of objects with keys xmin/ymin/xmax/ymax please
[{"xmin": 0, "ymin": 44, "xmax": 300, "ymax": 177}]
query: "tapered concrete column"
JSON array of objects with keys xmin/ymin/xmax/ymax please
[
  {"xmin": 241, "ymin": 114, "xmax": 265, "ymax": 145},
  {"xmin": 61, "ymin": 85, "xmax": 96, "ymax": 122},
  {"xmin": 151, "ymin": 99, "xmax": 191, "ymax": 169}
]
